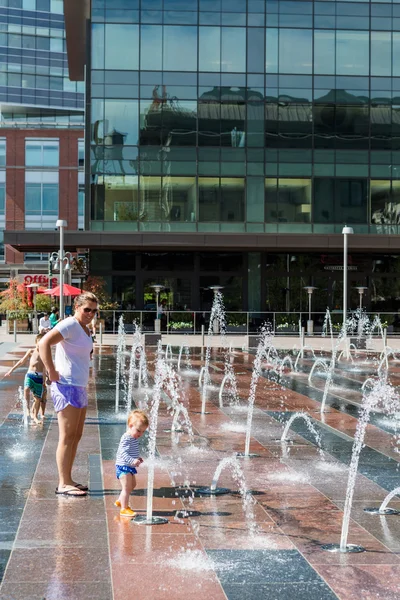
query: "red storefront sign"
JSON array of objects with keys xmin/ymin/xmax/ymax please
[{"xmin": 21, "ymin": 274, "xmax": 59, "ymax": 287}]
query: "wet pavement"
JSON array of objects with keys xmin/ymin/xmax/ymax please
[{"xmin": 0, "ymin": 343, "xmax": 400, "ymax": 599}]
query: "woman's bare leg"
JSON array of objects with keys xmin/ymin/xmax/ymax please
[
  {"xmin": 56, "ymin": 405, "xmax": 83, "ymax": 490},
  {"xmin": 70, "ymin": 407, "xmax": 87, "ymax": 479}
]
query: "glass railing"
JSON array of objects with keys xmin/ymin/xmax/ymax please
[{"xmin": 6, "ymin": 310, "xmax": 400, "ymax": 336}]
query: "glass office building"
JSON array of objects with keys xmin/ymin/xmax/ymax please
[{"xmin": 8, "ymin": 0, "xmax": 400, "ymax": 313}]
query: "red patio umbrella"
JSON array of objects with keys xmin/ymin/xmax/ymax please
[{"xmin": 42, "ymin": 283, "xmax": 83, "ymax": 297}]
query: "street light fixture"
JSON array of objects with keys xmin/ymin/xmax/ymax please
[
  {"xmin": 56, "ymin": 219, "xmax": 67, "ymax": 319},
  {"xmin": 303, "ymin": 286, "xmax": 317, "ymax": 335},
  {"xmin": 26, "ymin": 283, "xmax": 39, "ymax": 333},
  {"xmin": 150, "ymin": 284, "xmax": 164, "ymax": 333},
  {"xmin": 342, "ymin": 226, "xmax": 354, "ymax": 357}
]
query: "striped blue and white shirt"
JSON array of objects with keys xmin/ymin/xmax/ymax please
[{"xmin": 116, "ymin": 432, "xmax": 140, "ymax": 467}]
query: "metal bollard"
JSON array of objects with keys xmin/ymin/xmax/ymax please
[
  {"xmin": 201, "ymin": 324, "xmax": 205, "ymax": 347},
  {"xmin": 13, "ymin": 319, "xmax": 17, "ymax": 342},
  {"xmin": 99, "ymin": 322, "xmax": 103, "ymax": 346}
]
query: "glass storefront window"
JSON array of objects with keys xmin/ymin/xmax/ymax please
[
  {"xmin": 314, "ymin": 177, "xmax": 367, "ymax": 223},
  {"xmin": 266, "ymin": 28, "xmax": 278, "ymax": 73},
  {"xmin": 140, "ymin": 25, "xmax": 162, "ymax": 70},
  {"xmin": 139, "ymin": 176, "xmax": 196, "ymax": 222},
  {"xmin": 371, "ymin": 180, "xmax": 400, "ymax": 226},
  {"xmin": 105, "ymin": 24, "xmax": 139, "ymax": 70},
  {"xmin": 199, "ymin": 252, "xmax": 243, "ymax": 271},
  {"xmin": 221, "ymin": 27, "xmax": 246, "ymax": 73},
  {"xmin": 278, "ymin": 179, "xmax": 311, "ymax": 223},
  {"xmin": 199, "ymin": 26, "xmax": 221, "ymax": 72},
  {"xmin": 314, "ymin": 30, "xmax": 335, "ymax": 75},
  {"xmin": 266, "ymin": 178, "xmax": 311, "ymax": 223},
  {"xmin": 199, "ymin": 177, "xmax": 244, "ymax": 221},
  {"xmin": 91, "ymin": 100, "xmax": 139, "ymax": 147},
  {"xmin": 112, "ymin": 276, "xmax": 136, "ymax": 309},
  {"xmin": 279, "ymin": 29, "xmax": 312, "ymax": 74},
  {"xmin": 144, "ymin": 278, "xmax": 191, "ymax": 310},
  {"xmin": 163, "ymin": 26, "xmax": 197, "ymax": 71},
  {"xmin": 142, "ymin": 252, "xmax": 194, "ymax": 270},
  {"xmin": 102, "ymin": 175, "xmax": 139, "ymax": 222},
  {"xmin": 336, "ymin": 31, "xmax": 369, "ymax": 76}
]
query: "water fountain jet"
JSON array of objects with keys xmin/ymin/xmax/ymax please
[
  {"xmin": 115, "ymin": 315, "xmax": 127, "ymax": 412},
  {"xmin": 196, "ymin": 456, "xmax": 257, "ymax": 535},
  {"xmin": 322, "ymin": 379, "xmax": 400, "ymax": 553},
  {"xmin": 133, "ymin": 343, "xmax": 169, "ymax": 526},
  {"xmin": 364, "ymin": 487, "xmax": 400, "ymax": 515}
]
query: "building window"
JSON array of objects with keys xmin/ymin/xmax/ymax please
[
  {"xmin": 25, "ymin": 183, "xmax": 58, "ymax": 215},
  {"xmin": 24, "ymin": 252, "xmax": 48, "ymax": 262},
  {"xmin": 78, "ymin": 184, "xmax": 84, "ymax": 217},
  {"xmin": 0, "ymin": 140, "xmax": 5, "ymax": 167},
  {"xmin": 50, "ymin": 0, "xmax": 63, "ymax": 14},
  {"xmin": 0, "ymin": 183, "xmax": 5, "ymax": 215},
  {"xmin": 25, "ymin": 140, "xmax": 59, "ymax": 168},
  {"xmin": 78, "ymin": 139, "xmax": 84, "ymax": 167}
]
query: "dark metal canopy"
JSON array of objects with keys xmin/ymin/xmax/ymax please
[
  {"xmin": 63, "ymin": 0, "xmax": 89, "ymax": 81},
  {"xmin": 4, "ymin": 230, "xmax": 400, "ymax": 253}
]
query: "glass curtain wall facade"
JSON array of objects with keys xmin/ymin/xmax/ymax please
[{"xmin": 90, "ymin": 0, "xmax": 400, "ymax": 234}]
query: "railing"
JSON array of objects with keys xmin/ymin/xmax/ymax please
[{"xmin": 7, "ymin": 310, "xmax": 400, "ymax": 336}]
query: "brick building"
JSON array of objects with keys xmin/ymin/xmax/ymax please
[{"xmin": 0, "ymin": 0, "xmax": 84, "ymax": 288}]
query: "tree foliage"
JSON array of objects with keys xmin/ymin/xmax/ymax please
[
  {"xmin": 83, "ymin": 276, "xmax": 118, "ymax": 310},
  {"xmin": 0, "ymin": 279, "xmax": 29, "ymax": 317}
]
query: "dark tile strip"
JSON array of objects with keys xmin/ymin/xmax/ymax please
[
  {"xmin": 89, "ymin": 454, "xmax": 103, "ymax": 498},
  {"xmin": 206, "ymin": 549, "xmax": 339, "ymax": 599},
  {"xmin": 267, "ymin": 410, "xmax": 400, "ymax": 491},
  {"xmin": 0, "ymin": 416, "xmax": 50, "ymax": 586},
  {"xmin": 269, "ymin": 364, "xmax": 399, "ymax": 437}
]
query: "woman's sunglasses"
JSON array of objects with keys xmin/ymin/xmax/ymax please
[{"xmin": 83, "ymin": 307, "xmax": 98, "ymax": 314}]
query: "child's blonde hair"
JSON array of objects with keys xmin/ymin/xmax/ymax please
[
  {"xmin": 127, "ymin": 409, "xmax": 149, "ymax": 428},
  {"xmin": 35, "ymin": 331, "xmax": 47, "ymax": 343}
]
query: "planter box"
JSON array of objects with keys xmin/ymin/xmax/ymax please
[{"xmin": 7, "ymin": 319, "xmax": 29, "ymax": 334}]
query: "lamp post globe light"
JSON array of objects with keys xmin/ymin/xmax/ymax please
[
  {"xmin": 342, "ymin": 226, "xmax": 354, "ymax": 357},
  {"xmin": 26, "ymin": 283, "xmax": 39, "ymax": 334},
  {"xmin": 150, "ymin": 284, "xmax": 164, "ymax": 333},
  {"xmin": 56, "ymin": 219, "xmax": 67, "ymax": 319},
  {"xmin": 303, "ymin": 286, "xmax": 317, "ymax": 335}
]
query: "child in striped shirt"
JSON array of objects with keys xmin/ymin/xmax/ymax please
[{"xmin": 115, "ymin": 409, "xmax": 149, "ymax": 518}]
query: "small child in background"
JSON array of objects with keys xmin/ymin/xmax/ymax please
[
  {"xmin": 115, "ymin": 409, "xmax": 149, "ymax": 518},
  {"xmin": 4, "ymin": 332, "xmax": 48, "ymax": 425}
]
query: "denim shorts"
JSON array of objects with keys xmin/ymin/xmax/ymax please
[
  {"xmin": 51, "ymin": 382, "xmax": 88, "ymax": 413},
  {"xmin": 116, "ymin": 465, "xmax": 137, "ymax": 479}
]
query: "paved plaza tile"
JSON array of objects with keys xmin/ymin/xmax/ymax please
[{"xmin": 0, "ymin": 344, "xmax": 400, "ymax": 598}]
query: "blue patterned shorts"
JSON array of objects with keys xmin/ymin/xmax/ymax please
[{"xmin": 116, "ymin": 465, "xmax": 137, "ymax": 479}]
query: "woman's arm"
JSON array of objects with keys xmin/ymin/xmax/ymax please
[
  {"xmin": 38, "ymin": 328, "xmax": 64, "ymax": 382},
  {"xmin": 4, "ymin": 349, "xmax": 32, "ymax": 377}
]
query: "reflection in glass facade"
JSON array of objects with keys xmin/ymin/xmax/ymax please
[
  {"xmin": 82, "ymin": 0, "xmax": 400, "ymax": 311},
  {"xmin": 89, "ymin": 0, "xmax": 400, "ymax": 234}
]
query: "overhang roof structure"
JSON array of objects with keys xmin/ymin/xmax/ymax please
[
  {"xmin": 4, "ymin": 230, "xmax": 400, "ymax": 253},
  {"xmin": 64, "ymin": 0, "xmax": 89, "ymax": 81}
]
